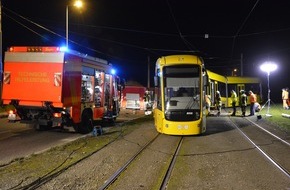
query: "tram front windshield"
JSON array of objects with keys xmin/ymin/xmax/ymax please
[{"xmin": 163, "ymin": 65, "xmax": 201, "ymax": 121}]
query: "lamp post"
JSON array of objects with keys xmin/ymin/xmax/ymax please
[
  {"xmin": 260, "ymin": 61, "xmax": 277, "ymax": 117},
  {"xmin": 66, "ymin": 0, "xmax": 83, "ymax": 48},
  {"xmin": 232, "ymin": 68, "xmax": 238, "ymax": 76}
]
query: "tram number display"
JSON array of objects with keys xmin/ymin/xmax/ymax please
[
  {"xmin": 177, "ymin": 125, "xmax": 189, "ymax": 130},
  {"xmin": 163, "ymin": 65, "xmax": 199, "ymax": 76}
]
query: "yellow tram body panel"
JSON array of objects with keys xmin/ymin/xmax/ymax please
[
  {"xmin": 207, "ymin": 70, "xmax": 262, "ymax": 107},
  {"xmin": 153, "ymin": 109, "xmax": 204, "ymax": 135},
  {"xmin": 156, "ymin": 54, "xmax": 203, "ymax": 67},
  {"xmin": 153, "ymin": 54, "xmax": 207, "ymax": 136}
]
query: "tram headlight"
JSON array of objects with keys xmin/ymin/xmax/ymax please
[{"xmin": 195, "ymin": 111, "xmax": 200, "ymax": 119}]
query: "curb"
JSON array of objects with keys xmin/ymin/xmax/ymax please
[{"xmin": 0, "ymin": 113, "xmax": 8, "ymax": 119}]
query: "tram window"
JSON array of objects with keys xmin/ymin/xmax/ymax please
[
  {"xmin": 157, "ymin": 87, "xmax": 162, "ymax": 109},
  {"xmin": 228, "ymin": 84, "xmax": 236, "ymax": 96},
  {"xmin": 245, "ymin": 84, "xmax": 260, "ymax": 95},
  {"xmin": 219, "ymin": 83, "xmax": 226, "ymax": 97},
  {"xmin": 156, "ymin": 74, "xmax": 162, "ymax": 109}
]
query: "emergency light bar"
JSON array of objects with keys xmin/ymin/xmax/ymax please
[{"xmin": 8, "ymin": 46, "xmax": 61, "ymax": 53}]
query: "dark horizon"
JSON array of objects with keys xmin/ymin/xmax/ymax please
[{"xmin": 1, "ymin": 0, "xmax": 290, "ymax": 103}]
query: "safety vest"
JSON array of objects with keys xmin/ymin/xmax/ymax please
[
  {"xmin": 231, "ymin": 91, "xmax": 237, "ymax": 103},
  {"xmin": 249, "ymin": 93, "xmax": 256, "ymax": 103},
  {"xmin": 241, "ymin": 94, "xmax": 247, "ymax": 106}
]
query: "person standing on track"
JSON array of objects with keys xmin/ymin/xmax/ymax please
[
  {"xmin": 240, "ymin": 90, "xmax": 247, "ymax": 117},
  {"xmin": 205, "ymin": 94, "xmax": 211, "ymax": 116},
  {"xmin": 282, "ymin": 88, "xmax": 289, "ymax": 109},
  {"xmin": 230, "ymin": 90, "xmax": 237, "ymax": 116},
  {"xmin": 215, "ymin": 91, "xmax": 222, "ymax": 116},
  {"xmin": 249, "ymin": 90, "xmax": 257, "ymax": 116}
]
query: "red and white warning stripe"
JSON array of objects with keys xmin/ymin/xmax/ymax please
[
  {"xmin": 54, "ymin": 73, "xmax": 62, "ymax": 87},
  {"xmin": 4, "ymin": 72, "xmax": 11, "ymax": 84}
]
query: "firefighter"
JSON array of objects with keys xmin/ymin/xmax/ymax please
[
  {"xmin": 215, "ymin": 91, "xmax": 222, "ymax": 116},
  {"xmin": 205, "ymin": 94, "xmax": 211, "ymax": 116},
  {"xmin": 230, "ymin": 90, "xmax": 237, "ymax": 116},
  {"xmin": 282, "ymin": 88, "xmax": 289, "ymax": 109},
  {"xmin": 240, "ymin": 90, "xmax": 247, "ymax": 117},
  {"xmin": 287, "ymin": 87, "xmax": 290, "ymax": 107},
  {"xmin": 249, "ymin": 90, "xmax": 257, "ymax": 116}
]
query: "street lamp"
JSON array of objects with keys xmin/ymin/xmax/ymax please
[
  {"xmin": 66, "ymin": 0, "xmax": 83, "ymax": 48},
  {"xmin": 260, "ymin": 61, "xmax": 277, "ymax": 117},
  {"xmin": 232, "ymin": 68, "xmax": 238, "ymax": 76}
]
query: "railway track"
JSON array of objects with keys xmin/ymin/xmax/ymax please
[
  {"xmin": 160, "ymin": 137, "xmax": 183, "ymax": 190},
  {"xmin": 228, "ymin": 115, "xmax": 290, "ymax": 179},
  {"xmin": 98, "ymin": 134, "xmax": 184, "ymax": 190},
  {"xmin": 3, "ymin": 116, "xmax": 149, "ymax": 190},
  {"xmin": 1, "ymin": 113, "xmax": 289, "ymax": 189},
  {"xmin": 98, "ymin": 133, "xmax": 161, "ymax": 190}
]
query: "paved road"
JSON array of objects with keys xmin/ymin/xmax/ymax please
[
  {"xmin": 0, "ymin": 119, "xmax": 84, "ymax": 165},
  {"xmin": 0, "ymin": 109, "xmax": 145, "ymax": 165}
]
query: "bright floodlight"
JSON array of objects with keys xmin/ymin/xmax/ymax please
[
  {"xmin": 260, "ymin": 61, "xmax": 277, "ymax": 117},
  {"xmin": 260, "ymin": 61, "xmax": 277, "ymax": 73},
  {"xmin": 74, "ymin": 0, "xmax": 83, "ymax": 8}
]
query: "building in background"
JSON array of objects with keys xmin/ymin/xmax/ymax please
[{"xmin": 121, "ymin": 80, "xmax": 146, "ymax": 110}]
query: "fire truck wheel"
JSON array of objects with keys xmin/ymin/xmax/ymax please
[
  {"xmin": 34, "ymin": 122, "xmax": 52, "ymax": 131},
  {"xmin": 79, "ymin": 110, "xmax": 94, "ymax": 134},
  {"xmin": 72, "ymin": 123, "xmax": 80, "ymax": 133}
]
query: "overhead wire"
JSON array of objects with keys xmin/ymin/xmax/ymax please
[
  {"xmin": 165, "ymin": 0, "xmax": 199, "ymax": 53},
  {"xmin": 2, "ymin": 6, "xmax": 157, "ymax": 62},
  {"xmin": 0, "ymin": 5, "xmax": 255, "ymax": 69},
  {"xmin": 3, "ymin": 13, "xmax": 51, "ymax": 42},
  {"xmin": 3, "ymin": 2, "xmax": 290, "ymax": 67},
  {"xmin": 229, "ymin": 0, "xmax": 261, "ymax": 64}
]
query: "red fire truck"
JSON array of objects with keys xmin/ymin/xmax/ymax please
[{"xmin": 2, "ymin": 46, "xmax": 124, "ymax": 134}]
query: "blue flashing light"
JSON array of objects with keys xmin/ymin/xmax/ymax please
[
  {"xmin": 111, "ymin": 69, "xmax": 116, "ymax": 75},
  {"xmin": 60, "ymin": 46, "xmax": 68, "ymax": 52}
]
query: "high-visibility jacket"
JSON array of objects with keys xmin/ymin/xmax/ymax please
[
  {"xmin": 231, "ymin": 91, "xmax": 237, "ymax": 103},
  {"xmin": 282, "ymin": 89, "xmax": 288, "ymax": 100},
  {"xmin": 249, "ymin": 93, "xmax": 256, "ymax": 103},
  {"xmin": 241, "ymin": 93, "xmax": 247, "ymax": 106}
]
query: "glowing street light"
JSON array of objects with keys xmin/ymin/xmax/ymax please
[
  {"xmin": 232, "ymin": 68, "xmax": 238, "ymax": 76},
  {"xmin": 260, "ymin": 61, "xmax": 277, "ymax": 117},
  {"xmin": 66, "ymin": 0, "xmax": 83, "ymax": 48}
]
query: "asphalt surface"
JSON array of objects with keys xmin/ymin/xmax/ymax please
[{"xmin": 0, "ymin": 109, "xmax": 145, "ymax": 165}]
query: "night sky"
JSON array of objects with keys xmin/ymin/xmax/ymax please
[{"xmin": 2, "ymin": 0, "xmax": 290, "ymax": 102}]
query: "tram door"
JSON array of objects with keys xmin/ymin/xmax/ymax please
[{"xmin": 208, "ymin": 81, "xmax": 215, "ymax": 106}]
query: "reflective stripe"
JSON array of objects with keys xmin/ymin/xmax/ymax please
[
  {"xmin": 4, "ymin": 72, "xmax": 10, "ymax": 84},
  {"xmin": 54, "ymin": 73, "xmax": 62, "ymax": 86}
]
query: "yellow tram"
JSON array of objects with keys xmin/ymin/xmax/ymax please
[
  {"xmin": 152, "ymin": 55, "xmax": 263, "ymax": 136},
  {"xmin": 206, "ymin": 70, "xmax": 262, "ymax": 108},
  {"xmin": 153, "ymin": 55, "xmax": 208, "ymax": 135}
]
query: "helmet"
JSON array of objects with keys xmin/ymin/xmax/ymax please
[
  {"xmin": 240, "ymin": 90, "xmax": 245, "ymax": 93},
  {"xmin": 216, "ymin": 91, "xmax": 220, "ymax": 94}
]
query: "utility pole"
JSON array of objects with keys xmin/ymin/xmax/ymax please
[
  {"xmin": 240, "ymin": 53, "xmax": 243, "ymax": 76},
  {"xmin": 147, "ymin": 56, "xmax": 150, "ymax": 89}
]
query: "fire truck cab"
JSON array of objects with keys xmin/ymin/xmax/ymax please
[{"xmin": 2, "ymin": 46, "xmax": 124, "ymax": 134}]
